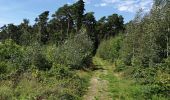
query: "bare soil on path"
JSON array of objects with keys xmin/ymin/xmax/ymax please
[{"xmin": 83, "ymin": 58, "xmax": 112, "ymax": 100}]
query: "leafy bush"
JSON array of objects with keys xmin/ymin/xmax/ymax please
[
  {"xmin": 48, "ymin": 63, "xmax": 71, "ymax": 79},
  {"xmin": 0, "ymin": 39, "xmax": 23, "ymax": 75},
  {"xmin": 44, "ymin": 45, "xmax": 57, "ymax": 63},
  {"xmin": 0, "ymin": 62, "xmax": 7, "ymax": 75},
  {"xmin": 22, "ymin": 43, "xmax": 52, "ymax": 71},
  {"xmin": 34, "ymin": 53, "xmax": 52, "ymax": 71},
  {"xmin": 96, "ymin": 35, "xmax": 123, "ymax": 62},
  {"xmin": 0, "ymin": 30, "xmax": 93, "ymax": 99},
  {"xmin": 122, "ymin": 64, "xmax": 170, "ymax": 98},
  {"xmin": 153, "ymin": 70, "xmax": 170, "ymax": 97},
  {"xmin": 0, "ymin": 84, "xmax": 13, "ymax": 100},
  {"xmin": 54, "ymin": 29, "xmax": 94, "ymax": 69},
  {"xmin": 115, "ymin": 59, "xmax": 126, "ymax": 72},
  {"xmin": 164, "ymin": 57, "xmax": 170, "ymax": 72},
  {"xmin": 0, "ymin": 69, "xmax": 89, "ymax": 100}
]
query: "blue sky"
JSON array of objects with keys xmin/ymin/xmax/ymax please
[{"xmin": 0, "ymin": 0, "xmax": 153, "ymax": 27}]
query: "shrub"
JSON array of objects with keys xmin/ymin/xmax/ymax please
[
  {"xmin": 44, "ymin": 45, "xmax": 57, "ymax": 63},
  {"xmin": 22, "ymin": 43, "xmax": 52, "ymax": 71},
  {"xmin": 0, "ymin": 62, "xmax": 7, "ymax": 75},
  {"xmin": 54, "ymin": 29, "xmax": 94, "ymax": 69},
  {"xmin": 0, "ymin": 85, "xmax": 13, "ymax": 100},
  {"xmin": 48, "ymin": 63, "xmax": 71, "ymax": 79},
  {"xmin": 153, "ymin": 70, "xmax": 170, "ymax": 97},
  {"xmin": 96, "ymin": 35, "xmax": 123, "ymax": 62},
  {"xmin": 164, "ymin": 57, "xmax": 170, "ymax": 71},
  {"xmin": 0, "ymin": 39, "xmax": 23, "ymax": 75},
  {"xmin": 34, "ymin": 53, "xmax": 52, "ymax": 71},
  {"xmin": 115, "ymin": 59, "xmax": 126, "ymax": 72}
]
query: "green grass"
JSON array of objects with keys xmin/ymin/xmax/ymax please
[
  {"xmin": 0, "ymin": 69, "xmax": 93, "ymax": 100},
  {"xmin": 103, "ymin": 72, "xmax": 145, "ymax": 100},
  {"xmin": 93, "ymin": 57, "xmax": 168, "ymax": 100}
]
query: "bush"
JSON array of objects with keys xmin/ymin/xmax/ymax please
[
  {"xmin": 0, "ymin": 30, "xmax": 93, "ymax": 99},
  {"xmin": 0, "ymin": 39, "xmax": 23, "ymax": 75},
  {"xmin": 48, "ymin": 63, "xmax": 71, "ymax": 79},
  {"xmin": 154, "ymin": 72, "xmax": 170, "ymax": 97},
  {"xmin": 44, "ymin": 45, "xmax": 57, "ymax": 63},
  {"xmin": 164, "ymin": 57, "xmax": 170, "ymax": 71},
  {"xmin": 0, "ymin": 85, "xmax": 13, "ymax": 100},
  {"xmin": 115, "ymin": 59, "xmax": 126, "ymax": 72},
  {"xmin": 96, "ymin": 35, "xmax": 123, "ymax": 62},
  {"xmin": 54, "ymin": 29, "xmax": 94, "ymax": 69},
  {"xmin": 123, "ymin": 63, "xmax": 170, "ymax": 98},
  {"xmin": 0, "ymin": 62, "xmax": 7, "ymax": 75},
  {"xmin": 34, "ymin": 54, "xmax": 52, "ymax": 71},
  {"xmin": 22, "ymin": 43, "xmax": 52, "ymax": 71}
]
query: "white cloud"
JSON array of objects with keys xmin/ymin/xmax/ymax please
[
  {"xmin": 95, "ymin": 0, "xmax": 153, "ymax": 13},
  {"xmin": 67, "ymin": 2, "xmax": 71, "ymax": 5},
  {"xmin": 102, "ymin": 0, "xmax": 119, "ymax": 3},
  {"xmin": 95, "ymin": 3, "xmax": 107, "ymax": 7},
  {"xmin": 100, "ymin": 3, "xmax": 107, "ymax": 7}
]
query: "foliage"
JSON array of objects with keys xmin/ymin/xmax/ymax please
[
  {"xmin": 1, "ymin": 0, "xmax": 169, "ymax": 99},
  {"xmin": 54, "ymin": 29, "xmax": 94, "ymax": 69},
  {"xmin": 0, "ymin": 0, "xmax": 125, "ymax": 99},
  {"xmin": 115, "ymin": 59, "xmax": 126, "ymax": 72},
  {"xmin": 0, "ymin": 71, "xmax": 89, "ymax": 100},
  {"xmin": 96, "ymin": 14, "xmax": 124, "ymax": 41},
  {"xmin": 0, "ymin": 39, "xmax": 23, "ymax": 75},
  {"xmin": 34, "ymin": 53, "xmax": 52, "ymax": 71},
  {"xmin": 114, "ymin": 1, "xmax": 170, "ymax": 98},
  {"xmin": 48, "ymin": 63, "xmax": 71, "ymax": 79},
  {"xmin": 96, "ymin": 35, "xmax": 123, "ymax": 62}
]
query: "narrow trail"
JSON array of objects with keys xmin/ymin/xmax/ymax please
[
  {"xmin": 83, "ymin": 57, "xmax": 147, "ymax": 100},
  {"xmin": 83, "ymin": 57, "xmax": 112, "ymax": 100}
]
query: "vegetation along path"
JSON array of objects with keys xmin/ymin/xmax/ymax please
[{"xmin": 83, "ymin": 57, "xmax": 147, "ymax": 100}]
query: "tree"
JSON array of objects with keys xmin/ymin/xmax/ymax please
[
  {"xmin": 54, "ymin": 4, "xmax": 74, "ymax": 36},
  {"xmin": 0, "ymin": 24, "xmax": 20, "ymax": 44},
  {"xmin": 54, "ymin": 29, "xmax": 93, "ymax": 69},
  {"xmin": 0, "ymin": 25, "xmax": 8, "ymax": 41},
  {"xmin": 83, "ymin": 12, "xmax": 98, "ymax": 54},
  {"xmin": 162, "ymin": 1, "xmax": 170, "ymax": 58},
  {"xmin": 34, "ymin": 11, "xmax": 49, "ymax": 44},
  {"xmin": 96, "ymin": 16, "xmax": 107, "ymax": 41},
  {"xmin": 106, "ymin": 14, "xmax": 124, "ymax": 37},
  {"xmin": 18, "ymin": 19, "xmax": 33, "ymax": 45},
  {"xmin": 96, "ymin": 14, "xmax": 124, "ymax": 41},
  {"xmin": 83, "ymin": 12, "xmax": 96, "ymax": 34},
  {"xmin": 73, "ymin": 0, "xmax": 85, "ymax": 31}
]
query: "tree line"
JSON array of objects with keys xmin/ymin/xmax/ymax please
[{"xmin": 0, "ymin": 0, "xmax": 124, "ymax": 50}]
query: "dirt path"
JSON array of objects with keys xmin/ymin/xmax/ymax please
[
  {"xmin": 83, "ymin": 58, "xmax": 112, "ymax": 100},
  {"xmin": 83, "ymin": 57, "xmax": 168, "ymax": 100},
  {"xmin": 83, "ymin": 57, "xmax": 148, "ymax": 100}
]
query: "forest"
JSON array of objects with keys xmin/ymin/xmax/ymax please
[{"xmin": 0, "ymin": 0, "xmax": 169, "ymax": 100}]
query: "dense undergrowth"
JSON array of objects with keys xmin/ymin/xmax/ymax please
[
  {"xmin": 97, "ymin": 35, "xmax": 170, "ymax": 99},
  {"xmin": 0, "ymin": 30, "xmax": 93, "ymax": 99},
  {"xmin": 96, "ymin": 2, "xmax": 170, "ymax": 99}
]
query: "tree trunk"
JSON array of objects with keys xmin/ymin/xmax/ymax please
[
  {"xmin": 67, "ymin": 19, "xmax": 70, "ymax": 37},
  {"xmin": 167, "ymin": 27, "xmax": 169, "ymax": 58}
]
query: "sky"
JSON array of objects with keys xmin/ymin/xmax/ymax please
[{"xmin": 0, "ymin": 0, "xmax": 153, "ymax": 27}]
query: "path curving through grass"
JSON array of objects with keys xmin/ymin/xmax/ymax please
[{"xmin": 83, "ymin": 57, "xmax": 147, "ymax": 100}]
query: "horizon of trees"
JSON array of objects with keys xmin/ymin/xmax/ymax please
[{"xmin": 0, "ymin": 0, "xmax": 124, "ymax": 47}]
